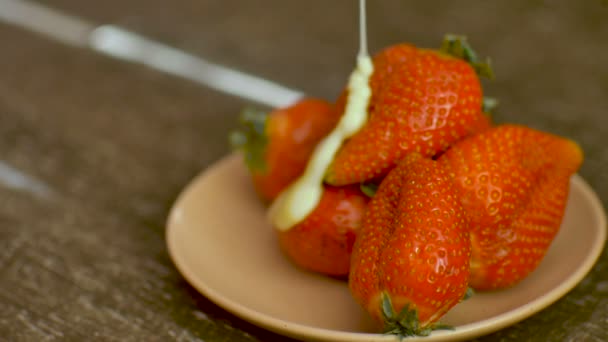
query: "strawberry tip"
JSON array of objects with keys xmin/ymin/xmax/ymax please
[{"xmin": 380, "ymin": 292, "xmax": 453, "ymax": 338}]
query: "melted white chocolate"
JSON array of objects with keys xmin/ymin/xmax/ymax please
[
  {"xmin": 268, "ymin": 55, "xmax": 373, "ymax": 231},
  {"xmin": 268, "ymin": 0, "xmax": 373, "ymax": 231}
]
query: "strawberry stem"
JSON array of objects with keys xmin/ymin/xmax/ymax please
[
  {"xmin": 380, "ymin": 292, "xmax": 453, "ymax": 338},
  {"xmin": 229, "ymin": 107, "xmax": 269, "ymax": 172},
  {"xmin": 440, "ymin": 34, "xmax": 494, "ymax": 80}
]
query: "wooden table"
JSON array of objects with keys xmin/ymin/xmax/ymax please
[{"xmin": 1, "ymin": 1, "xmax": 607, "ymax": 341}]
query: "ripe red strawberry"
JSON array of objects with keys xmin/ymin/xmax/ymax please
[
  {"xmin": 325, "ymin": 36, "xmax": 492, "ymax": 186},
  {"xmin": 349, "ymin": 154, "xmax": 471, "ymax": 336},
  {"xmin": 277, "ymin": 184, "xmax": 369, "ymax": 277},
  {"xmin": 231, "ymin": 98, "xmax": 339, "ymax": 202},
  {"xmin": 437, "ymin": 125, "xmax": 584, "ymax": 290}
]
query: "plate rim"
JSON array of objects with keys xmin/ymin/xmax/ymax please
[{"xmin": 166, "ymin": 153, "xmax": 607, "ymax": 342}]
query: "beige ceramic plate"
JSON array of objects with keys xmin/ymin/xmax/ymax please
[{"xmin": 166, "ymin": 153, "xmax": 606, "ymax": 342}]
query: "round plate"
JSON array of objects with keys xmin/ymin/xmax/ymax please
[{"xmin": 166, "ymin": 153, "xmax": 607, "ymax": 342}]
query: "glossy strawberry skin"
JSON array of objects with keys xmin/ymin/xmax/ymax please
[
  {"xmin": 326, "ymin": 45, "xmax": 488, "ymax": 186},
  {"xmin": 234, "ymin": 98, "xmax": 339, "ymax": 203},
  {"xmin": 438, "ymin": 125, "xmax": 583, "ymax": 290},
  {"xmin": 349, "ymin": 154, "xmax": 471, "ymax": 330},
  {"xmin": 277, "ymin": 184, "xmax": 369, "ymax": 277}
]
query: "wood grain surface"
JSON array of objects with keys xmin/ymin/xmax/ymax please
[{"xmin": 1, "ymin": 1, "xmax": 607, "ymax": 341}]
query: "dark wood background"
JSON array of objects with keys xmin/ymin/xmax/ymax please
[{"xmin": 1, "ymin": 1, "xmax": 607, "ymax": 341}]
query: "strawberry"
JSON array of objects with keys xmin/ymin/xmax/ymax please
[
  {"xmin": 437, "ymin": 125, "xmax": 583, "ymax": 290},
  {"xmin": 325, "ymin": 35, "xmax": 492, "ymax": 186},
  {"xmin": 277, "ymin": 184, "xmax": 369, "ymax": 277},
  {"xmin": 230, "ymin": 98, "xmax": 339, "ymax": 202},
  {"xmin": 349, "ymin": 153, "xmax": 471, "ymax": 337}
]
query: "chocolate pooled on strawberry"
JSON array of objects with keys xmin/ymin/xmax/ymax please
[{"xmin": 277, "ymin": 184, "xmax": 369, "ymax": 277}]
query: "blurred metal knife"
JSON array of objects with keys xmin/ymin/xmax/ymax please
[{"xmin": 0, "ymin": 0, "xmax": 303, "ymax": 108}]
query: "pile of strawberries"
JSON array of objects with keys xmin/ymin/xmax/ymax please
[{"xmin": 231, "ymin": 35, "xmax": 583, "ymax": 337}]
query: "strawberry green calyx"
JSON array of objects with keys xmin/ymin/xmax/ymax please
[
  {"xmin": 482, "ymin": 96, "xmax": 499, "ymax": 115},
  {"xmin": 441, "ymin": 34, "xmax": 494, "ymax": 80},
  {"xmin": 380, "ymin": 292, "xmax": 453, "ymax": 338},
  {"xmin": 462, "ymin": 287, "xmax": 475, "ymax": 301},
  {"xmin": 229, "ymin": 107, "xmax": 269, "ymax": 172},
  {"xmin": 360, "ymin": 182, "xmax": 379, "ymax": 197}
]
